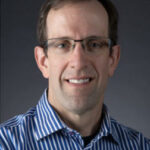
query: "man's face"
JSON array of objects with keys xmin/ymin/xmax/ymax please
[{"xmin": 35, "ymin": 0, "xmax": 120, "ymax": 115}]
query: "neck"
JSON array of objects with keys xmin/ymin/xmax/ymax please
[{"xmin": 51, "ymin": 101, "xmax": 103, "ymax": 137}]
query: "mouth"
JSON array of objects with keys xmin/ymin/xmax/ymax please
[{"xmin": 65, "ymin": 77, "xmax": 93, "ymax": 84}]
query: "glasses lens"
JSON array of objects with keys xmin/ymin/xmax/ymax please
[
  {"xmin": 85, "ymin": 38, "xmax": 110, "ymax": 53},
  {"xmin": 47, "ymin": 39, "xmax": 73, "ymax": 54}
]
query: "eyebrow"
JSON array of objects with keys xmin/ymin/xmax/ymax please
[{"xmin": 47, "ymin": 35, "xmax": 108, "ymax": 41}]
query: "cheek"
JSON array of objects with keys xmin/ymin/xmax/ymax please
[
  {"xmin": 47, "ymin": 55, "xmax": 67, "ymax": 81},
  {"xmin": 95, "ymin": 56, "xmax": 109, "ymax": 72},
  {"xmin": 48, "ymin": 62, "xmax": 62, "ymax": 92}
]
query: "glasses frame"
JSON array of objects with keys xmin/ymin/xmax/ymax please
[{"xmin": 42, "ymin": 36, "xmax": 113, "ymax": 54}]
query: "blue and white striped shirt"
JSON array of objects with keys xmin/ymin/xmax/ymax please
[{"xmin": 0, "ymin": 90, "xmax": 150, "ymax": 150}]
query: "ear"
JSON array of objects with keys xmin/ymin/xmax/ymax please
[
  {"xmin": 34, "ymin": 46, "xmax": 49, "ymax": 78},
  {"xmin": 108, "ymin": 45, "xmax": 120, "ymax": 77}
]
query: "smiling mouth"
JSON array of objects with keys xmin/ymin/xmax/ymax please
[{"xmin": 66, "ymin": 78, "xmax": 93, "ymax": 84}]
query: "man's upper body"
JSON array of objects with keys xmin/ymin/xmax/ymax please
[
  {"xmin": 0, "ymin": 0, "xmax": 150, "ymax": 149},
  {"xmin": 0, "ymin": 90, "xmax": 149, "ymax": 150}
]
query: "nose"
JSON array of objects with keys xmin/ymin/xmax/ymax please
[{"xmin": 68, "ymin": 43, "xmax": 89, "ymax": 69}]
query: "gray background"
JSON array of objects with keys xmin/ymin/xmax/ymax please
[{"xmin": 1, "ymin": 0, "xmax": 150, "ymax": 138}]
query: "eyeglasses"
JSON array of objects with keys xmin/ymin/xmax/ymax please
[{"xmin": 43, "ymin": 36, "xmax": 112, "ymax": 55}]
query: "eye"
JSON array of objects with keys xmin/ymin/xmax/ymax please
[
  {"xmin": 57, "ymin": 43, "xmax": 67, "ymax": 48},
  {"xmin": 87, "ymin": 39, "xmax": 109, "ymax": 50},
  {"xmin": 55, "ymin": 40, "xmax": 70, "ymax": 49},
  {"xmin": 88, "ymin": 40, "xmax": 102, "ymax": 49},
  {"xmin": 90, "ymin": 42, "xmax": 101, "ymax": 48}
]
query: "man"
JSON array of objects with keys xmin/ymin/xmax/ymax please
[{"xmin": 0, "ymin": 0, "xmax": 149, "ymax": 149}]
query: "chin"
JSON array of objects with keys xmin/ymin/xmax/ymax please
[
  {"xmin": 66, "ymin": 102, "xmax": 95, "ymax": 115},
  {"xmin": 61, "ymin": 94, "xmax": 100, "ymax": 114}
]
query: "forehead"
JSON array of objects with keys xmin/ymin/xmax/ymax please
[{"xmin": 46, "ymin": 0, "xmax": 109, "ymax": 39}]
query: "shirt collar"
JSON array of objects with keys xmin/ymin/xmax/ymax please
[
  {"xmin": 97, "ymin": 105, "xmax": 119, "ymax": 144},
  {"xmin": 34, "ymin": 89, "xmax": 119, "ymax": 143},
  {"xmin": 35, "ymin": 89, "xmax": 67, "ymax": 141}
]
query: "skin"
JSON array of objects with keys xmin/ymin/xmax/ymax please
[{"xmin": 34, "ymin": 0, "xmax": 120, "ymax": 136}]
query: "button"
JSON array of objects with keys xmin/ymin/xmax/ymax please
[{"xmin": 70, "ymin": 131, "xmax": 75, "ymax": 136}]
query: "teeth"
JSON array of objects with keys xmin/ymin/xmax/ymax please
[{"xmin": 68, "ymin": 78, "xmax": 90, "ymax": 84}]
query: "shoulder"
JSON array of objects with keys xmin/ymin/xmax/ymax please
[
  {"xmin": 0, "ymin": 107, "xmax": 37, "ymax": 149},
  {"xmin": 0, "ymin": 107, "xmax": 36, "ymax": 128},
  {"xmin": 110, "ymin": 117, "xmax": 150, "ymax": 149}
]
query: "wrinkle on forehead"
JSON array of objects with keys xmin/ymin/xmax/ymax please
[{"xmin": 46, "ymin": 0, "xmax": 109, "ymax": 39}]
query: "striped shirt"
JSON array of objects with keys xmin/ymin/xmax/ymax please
[{"xmin": 0, "ymin": 90, "xmax": 150, "ymax": 150}]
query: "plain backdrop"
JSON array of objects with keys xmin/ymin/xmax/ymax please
[{"xmin": 1, "ymin": 0, "xmax": 150, "ymax": 138}]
